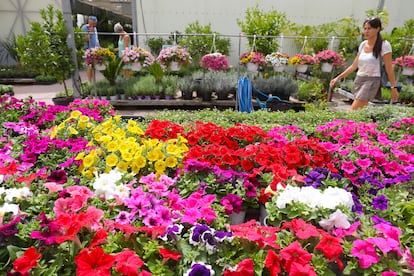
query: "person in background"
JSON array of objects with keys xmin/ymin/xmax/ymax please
[
  {"xmin": 81, "ymin": 16, "xmax": 100, "ymax": 82},
  {"xmin": 330, "ymin": 17, "xmax": 399, "ymax": 110},
  {"xmin": 114, "ymin": 22, "xmax": 132, "ymax": 77}
]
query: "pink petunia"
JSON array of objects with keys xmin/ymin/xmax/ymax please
[{"xmin": 350, "ymin": 239, "xmax": 380, "ymax": 268}]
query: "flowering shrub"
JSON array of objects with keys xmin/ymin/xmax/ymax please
[
  {"xmin": 200, "ymin": 53, "xmax": 229, "ymax": 71},
  {"xmin": 314, "ymin": 49, "xmax": 346, "ymax": 67},
  {"xmin": 239, "ymin": 51, "xmax": 267, "ymax": 66},
  {"xmin": 288, "ymin": 53, "xmax": 315, "ymax": 65},
  {"xmin": 121, "ymin": 46, "xmax": 155, "ymax": 67},
  {"xmin": 393, "ymin": 55, "xmax": 414, "ymax": 68},
  {"xmin": 0, "ymin": 95, "xmax": 413, "ymax": 275},
  {"xmin": 157, "ymin": 45, "xmax": 192, "ymax": 66},
  {"xmin": 83, "ymin": 47, "xmax": 115, "ymax": 66},
  {"xmin": 265, "ymin": 52, "xmax": 290, "ymax": 66}
]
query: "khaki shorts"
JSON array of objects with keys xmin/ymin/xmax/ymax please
[{"xmin": 354, "ymin": 75, "xmax": 381, "ymax": 101}]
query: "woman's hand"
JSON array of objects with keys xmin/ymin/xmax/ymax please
[
  {"xmin": 391, "ymin": 88, "xmax": 399, "ymax": 102},
  {"xmin": 330, "ymin": 77, "xmax": 339, "ymax": 88}
]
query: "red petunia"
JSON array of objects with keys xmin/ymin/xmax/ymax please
[
  {"xmin": 13, "ymin": 247, "xmax": 42, "ymax": 275},
  {"xmin": 75, "ymin": 247, "xmax": 115, "ymax": 276},
  {"xmin": 315, "ymin": 233, "xmax": 343, "ymax": 260},
  {"xmin": 115, "ymin": 249, "xmax": 144, "ymax": 276},
  {"xmin": 289, "ymin": 262, "xmax": 317, "ymax": 276},
  {"xmin": 224, "ymin": 258, "xmax": 254, "ymax": 276},
  {"xmin": 280, "ymin": 241, "xmax": 312, "ymax": 272},
  {"xmin": 290, "ymin": 218, "xmax": 320, "ymax": 240},
  {"xmin": 264, "ymin": 250, "xmax": 281, "ymax": 276},
  {"xmin": 88, "ymin": 229, "xmax": 108, "ymax": 249},
  {"xmin": 159, "ymin": 248, "xmax": 181, "ymax": 261}
]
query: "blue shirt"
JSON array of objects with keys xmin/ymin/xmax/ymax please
[{"xmin": 81, "ymin": 24, "xmax": 100, "ymax": 49}]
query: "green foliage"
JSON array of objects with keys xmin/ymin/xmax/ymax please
[
  {"xmin": 386, "ymin": 19, "xmax": 414, "ymax": 58},
  {"xmin": 16, "ymin": 5, "xmax": 74, "ymax": 95},
  {"xmin": 146, "ymin": 37, "xmax": 170, "ymax": 56},
  {"xmin": 100, "ymin": 56, "xmax": 122, "ymax": 86},
  {"xmin": 0, "ymin": 35, "xmax": 19, "ymax": 63},
  {"xmin": 297, "ymin": 79, "xmax": 326, "ymax": 102},
  {"xmin": 252, "ymin": 75, "xmax": 298, "ymax": 101},
  {"xmin": 179, "ymin": 21, "xmax": 230, "ymax": 64},
  {"xmin": 399, "ymin": 84, "xmax": 414, "ymax": 102},
  {"xmin": 0, "ymin": 84, "xmax": 13, "ymax": 95},
  {"xmin": 237, "ymin": 5, "xmax": 290, "ymax": 55}
]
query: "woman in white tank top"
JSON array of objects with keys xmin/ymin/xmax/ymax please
[{"xmin": 330, "ymin": 17, "xmax": 399, "ymax": 110}]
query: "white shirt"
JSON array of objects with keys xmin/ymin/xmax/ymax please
[{"xmin": 357, "ymin": 40, "xmax": 392, "ymax": 77}]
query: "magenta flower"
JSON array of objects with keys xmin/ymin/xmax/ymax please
[
  {"xmin": 350, "ymin": 239, "xmax": 380, "ymax": 268},
  {"xmin": 220, "ymin": 194, "xmax": 243, "ymax": 215}
]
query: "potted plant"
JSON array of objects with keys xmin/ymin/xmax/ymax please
[
  {"xmin": 393, "ymin": 55, "xmax": 414, "ymax": 76},
  {"xmin": 0, "ymin": 84, "xmax": 14, "ymax": 96},
  {"xmin": 288, "ymin": 53, "xmax": 315, "ymax": 73},
  {"xmin": 200, "ymin": 53, "xmax": 229, "ymax": 71},
  {"xmin": 398, "ymin": 84, "xmax": 414, "ymax": 104},
  {"xmin": 157, "ymin": 45, "xmax": 192, "ymax": 71},
  {"xmin": 314, "ymin": 49, "xmax": 346, "ymax": 72},
  {"xmin": 239, "ymin": 51, "xmax": 266, "ymax": 72},
  {"xmin": 84, "ymin": 47, "xmax": 115, "ymax": 71},
  {"xmin": 122, "ymin": 46, "xmax": 155, "ymax": 71},
  {"xmin": 177, "ymin": 76, "xmax": 195, "ymax": 100},
  {"xmin": 265, "ymin": 52, "xmax": 289, "ymax": 72}
]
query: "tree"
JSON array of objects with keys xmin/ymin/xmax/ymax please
[
  {"xmin": 237, "ymin": 5, "xmax": 290, "ymax": 55},
  {"xmin": 16, "ymin": 5, "xmax": 74, "ymax": 96}
]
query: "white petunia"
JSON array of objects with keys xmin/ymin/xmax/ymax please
[
  {"xmin": 319, "ymin": 209, "xmax": 351, "ymax": 230},
  {"xmin": 0, "ymin": 203, "xmax": 20, "ymax": 216}
]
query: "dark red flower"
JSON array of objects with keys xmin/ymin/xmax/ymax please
[{"xmin": 46, "ymin": 169, "xmax": 68, "ymax": 184}]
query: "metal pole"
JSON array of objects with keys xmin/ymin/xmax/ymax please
[
  {"xmin": 131, "ymin": 0, "xmax": 138, "ymax": 46},
  {"xmin": 378, "ymin": 0, "xmax": 385, "ymax": 11},
  {"xmin": 62, "ymin": 0, "xmax": 82, "ymax": 98}
]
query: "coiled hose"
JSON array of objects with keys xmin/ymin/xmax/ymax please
[{"xmin": 237, "ymin": 77, "xmax": 254, "ymax": 113}]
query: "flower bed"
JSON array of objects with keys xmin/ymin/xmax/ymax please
[{"xmin": 0, "ymin": 94, "xmax": 413, "ymax": 275}]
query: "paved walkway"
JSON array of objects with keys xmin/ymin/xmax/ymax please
[{"xmin": 12, "ymin": 71, "xmax": 351, "ymax": 114}]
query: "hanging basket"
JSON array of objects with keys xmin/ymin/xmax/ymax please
[
  {"xmin": 296, "ymin": 64, "xmax": 308, "ymax": 73},
  {"xmin": 273, "ymin": 64, "xmax": 286, "ymax": 72},
  {"xmin": 321, "ymin": 62, "xmax": 333, "ymax": 73},
  {"xmin": 95, "ymin": 63, "xmax": 106, "ymax": 71},
  {"xmin": 246, "ymin": 62, "xmax": 259, "ymax": 72},
  {"xmin": 131, "ymin": 62, "xmax": 142, "ymax": 72},
  {"xmin": 402, "ymin": 67, "xmax": 414, "ymax": 76},
  {"xmin": 169, "ymin": 61, "xmax": 181, "ymax": 71}
]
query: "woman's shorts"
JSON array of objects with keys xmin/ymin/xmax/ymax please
[{"xmin": 353, "ymin": 75, "xmax": 381, "ymax": 101}]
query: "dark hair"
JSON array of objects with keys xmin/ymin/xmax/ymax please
[{"xmin": 363, "ymin": 17, "xmax": 383, "ymax": 59}]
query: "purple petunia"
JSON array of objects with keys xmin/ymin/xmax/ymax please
[{"xmin": 372, "ymin": 195, "xmax": 388, "ymax": 211}]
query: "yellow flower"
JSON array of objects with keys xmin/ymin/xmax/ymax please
[
  {"xmin": 106, "ymin": 153, "xmax": 119, "ymax": 167},
  {"xmin": 69, "ymin": 110, "xmax": 82, "ymax": 119},
  {"xmin": 165, "ymin": 156, "xmax": 178, "ymax": 168},
  {"xmin": 83, "ymin": 153, "xmax": 96, "ymax": 168},
  {"xmin": 154, "ymin": 160, "xmax": 166, "ymax": 173},
  {"xmin": 106, "ymin": 141, "xmax": 118, "ymax": 152},
  {"xmin": 121, "ymin": 151, "xmax": 133, "ymax": 162},
  {"xmin": 147, "ymin": 149, "xmax": 164, "ymax": 162},
  {"xmin": 117, "ymin": 161, "xmax": 129, "ymax": 172},
  {"xmin": 69, "ymin": 126, "xmax": 79, "ymax": 135}
]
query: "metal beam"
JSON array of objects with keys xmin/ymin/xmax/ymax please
[{"xmin": 62, "ymin": 0, "xmax": 82, "ymax": 98}]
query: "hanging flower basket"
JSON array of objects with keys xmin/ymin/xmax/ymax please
[
  {"xmin": 394, "ymin": 56, "xmax": 414, "ymax": 76},
  {"xmin": 296, "ymin": 64, "xmax": 308, "ymax": 73},
  {"xmin": 83, "ymin": 47, "xmax": 115, "ymax": 70},
  {"xmin": 246, "ymin": 62, "xmax": 259, "ymax": 72},
  {"xmin": 265, "ymin": 52, "xmax": 289, "ymax": 69},
  {"xmin": 288, "ymin": 54, "xmax": 315, "ymax": 66},
  {"xmin": 240, "ymin": 51, "xmax": 267, "ymax": 68},
  {"xmin": 157, "ymin": 46, "xmax": 192, "ymax": 69},
  {"xmin": 169, "ymin": 61, "xmax": 181, "ymax": 71},
  {"xmin": 273, "ymin": 65, "xmax": 286, "ymax": 72},
  {"xmin": 122, "ymin": 46, "xmax": 155, "ymax": 70},
  {"xmin": 321, "ymin": 62, "xmax": 334, "ymax": 73},
  {"xmin": 314, "ymin": 50, "xmax": 345, "ymax": 69},
  {"xmin": 200, "ymin": 53, "xmax": 229, "ymax": 71}
]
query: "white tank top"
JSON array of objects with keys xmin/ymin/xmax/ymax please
[{"xmin": 357, "ymin": 40, "xmax": 392, "ymax": 77}]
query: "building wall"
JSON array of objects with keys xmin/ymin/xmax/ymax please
[{"xmin": 135, "ymin": 0, "xmax": 414, "ymax": 64}]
